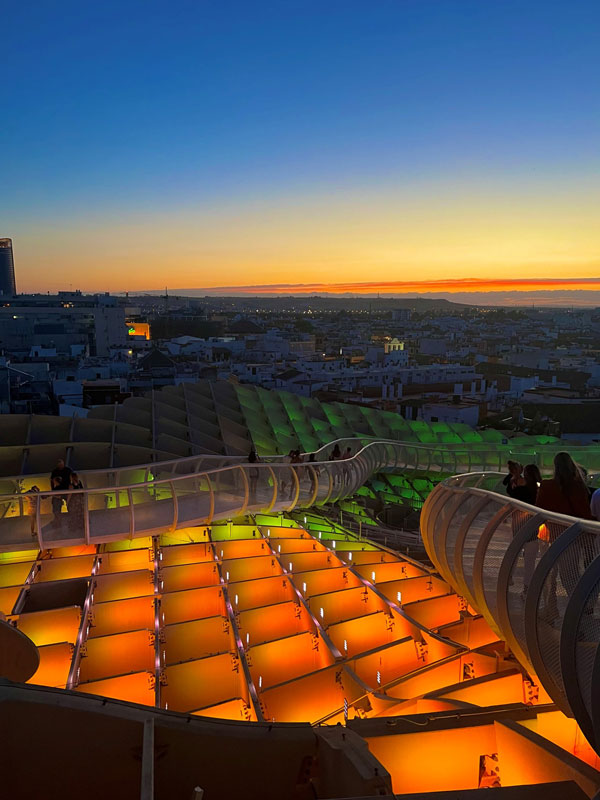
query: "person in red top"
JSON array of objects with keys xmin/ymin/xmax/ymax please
[
  {"xmin": 536, "ymin": 451, "xmax": 592, "ymax": 620},
  {"xmin": 536, "ymin": 451, "xmax": 591, "ymax": 522}
]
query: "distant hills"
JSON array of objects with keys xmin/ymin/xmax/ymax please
[{"xmin": 130, "ymin": 287, "xmax": 600, "ymax": 308}]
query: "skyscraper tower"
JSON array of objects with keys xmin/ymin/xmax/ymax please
[{"xmin": 0, "ymin": 239, "xmax": 16, "ymax": 297}]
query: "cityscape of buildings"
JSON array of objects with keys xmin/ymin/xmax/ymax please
[{"xmin": 2, "ymin": 243, "xmax": 600, "ymax": 444}]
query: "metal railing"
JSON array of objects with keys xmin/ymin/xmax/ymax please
[
  {"xmin": 7, "ymin": 435, "xmax": 600, "ymax": 495},
  {"xmin": 421, "ymin": 473, "xmax": 600, "ymax": 753},
  {"xmin": 0, "ymin": 439, "xmax": 437, "ymax": 552}
]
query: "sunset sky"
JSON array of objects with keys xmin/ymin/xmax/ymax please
[{"xmin": 3, "ymin": 0, "xmax": 599, "ymax": 297}]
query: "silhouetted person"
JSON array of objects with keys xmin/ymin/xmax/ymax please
[
  {"xmin": 536, "ymin": 452, "xmax": 593, "ymax": 619},
  {"xmin": 330, "ymin": 444, "xmax": 341, "ymax": 460},
  {"xmin": 509, "ymin": 464, "xmax": 542, "ymax": 598},
  {"xmin": 502, "ymin": 460, "xmax": 523, "ymax": 498},
  {"xmin": 51, "ymin": 476, "xmax": 64, "ymax": 522},
  {"xmin": 51, "ymin": 458, "xmax": 72, "ymax": 493},
  {"xmin": 537, "ymin": 452, "xmax": 591, "ymax": 523},
  {"xmin": 511, "ymin": 463, "xmax": 541, "ymax": 505}
]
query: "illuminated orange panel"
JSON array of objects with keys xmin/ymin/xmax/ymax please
[
  {"xmin": 260, "ymin": 664, "xmax": 364, "ymax": 724},
  {"xmin": 286, "ymin": 551, "xmax": 343, "ymax": 573},
  {"xmin": 90, "ymin": 596, "xmax": 155, "ymax": 637},
  {"xmin": 103, "ymin": 537, "xmax": 153, "ymax": 552},
  {"xmin": 439, "ymin": 615, "xmax": 499, "ymax": 649},
  {"xmin": 34, "ymin": 555, "xmax": 96, "ymax": 582},
  {"xmin": 386, "ymin": 658, "xmax": 463, "ymax": 701},
  {"xmin": 159, "ymin": 527, "xmax": 210, "ymax": 546},
  {"xmin": 29, "ymin": 642, "xmax": 73, "ymax": 689},
  {"xmin": 294, "ymin": 566, "xmax": 361, "ymax": 597},
  {"xmin": 160, "ymin": 562, "xmax": 220, "ymax": 592},
  {"xmin": 344, "ymin": 551, "xmax": 407, "ymax": 566},
  {"xmin": 193, "ymin": 698, "xmax": 257, "ymax": 722},
  {"xmin": 229, "ymin": 576, "xmax": 295, "ymax": 611},
  {"xmin": 517, "ymin": 711, "xmax": 600, "ymax": 770},
  {"xmin": 354, "ymin": 562, "xmax": 424, "ymax": 583},
  {"xmin": 367, "ymin": 725, "xmax": 497, "ymax": 794},
  {"xmin": 97, "ymin": 549, "xmax": 153, "ymax": 574},
  {"xmin": 387, "ymin": 653, "xmax": 506, "ymax": 698},
  {"xmin": 310, "ymin": 586, "xmax": 387, "ymax": 625},
  {"xmin": 160, "ymin": 586, "xmax": 226, "ymax": 624},
  {"xmin": 248, "ymin": 631, "xmax": 334, "ymax": 689},
  {"xmin": 78, "ymin": 629, "xmax": 155, "ymax": 682},
  {"xmin": 435, "ymin": 670, "xmax": 526, "ymax": 706},
  {"xmin": 215, "ymin": 540, "xmax": 270, "ymax": 560},
  {"xmin": 0, "ymin": 586, "xmax": 21, "ymax": 616},
  {"xmin": 163, "ymin": 617, "xmax": 234, "ymax": 664},
  {"xmin": 270, "ymin": 538, "xmax": 327, "ymax": 554},
  {"xmin": 76, "ymin": 671, "xmax": 155, "ymax": 706},
  {"xmin": 46, "ymin": 545, "xmax": 97, "ymax": 558},
  {"xmin": 93, "ymin": 570, "xmax": 154, "ymax": 603},
  {"xmin": 161, "ymin": 653, "xmax": 246, "ymax": 713},
  {"xmin": 350, "ymin": 637, "xmax": 422, "ymax": 687},
  {"xmin": 378, "ymin": 575, "xmax": 451, "ymax": 605},
  {"xmin": 237, "ymin": 601, "xmax": 315, "ymax": 646},
  {"xmin": 160, "ymin": 542, "xmax": 214, "ymax": 566},
  {"xmin": 420, "ymin": 631, "xmax": 460, "ymax": 665},
  {"xmin": 328, "ymin": 611, "xmax": 405, "ymax": 657},
  {"xmin": 495, "ymin": 720, "xmax": 599, "ymax": 796},
  {"xmin": 402, "ymin": 594, "xmax": 461, "ymax": 629},
  {"xmin": 221, "ymin": 555, "xmax": 282, "ymax": 583},
  {"xmin": 0, "ymin": 561, "xmax": 34, "ymax": 588},
  {"xmin": 12, "ymin": 606, "xmax": 81, "ymax": 647}
]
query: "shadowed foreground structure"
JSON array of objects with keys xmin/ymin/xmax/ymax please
[{"xmin": 2, "ymin": 384, "xmax": 600, "ymax": 798}]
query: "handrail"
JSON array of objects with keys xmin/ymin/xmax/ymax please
[
  {"xmin": 421, "ymin": 474, "xmax": 600, "ymax": 753},
  {"xmin": 7, "ymin": 433, "xmax": 600, "ymax": 492},
  {"xmin": 0, "ymin": 439, "xmax": 428, "ymax": 553}
]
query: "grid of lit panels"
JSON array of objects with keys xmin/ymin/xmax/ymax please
[
  {"xmin": 0, "ymin": 512, "xmax": 573, "ymax": 727},
  {"xmin": 5, "ymin": 510, "xmax": 600, "ymax": 794}
]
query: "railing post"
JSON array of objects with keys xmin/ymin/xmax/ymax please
[
  {"xmin": 83, "ymin": 491, "xmax": 90, "ymax": 545},
  {"xmin": 307, "ymin": 466, "xmax": 319, "ymax": 508},
  {"xmin": 266, "ymin": 466, "xmax": 277, "ymax": 513},
  {"xmin": 238, "ymin": 466, "xmax": 249, "ymax": 516},
  {"xmin": 169, "ymin": 480, "xmax": 178, "ymax": 532},
  {"xmin": 35, "ymin": 493, "xmax": 43, "ymax": 550},
  {"xmin": 206, "ymin": 475, "xmax": 215, "ymax": 524},
  {"xmin": 127, "ymin": 488, "xmax": 135, "ymax": 539},
  {"xmin": 287, "ymin": 466, "xmax": 300, "ymax": 512}
]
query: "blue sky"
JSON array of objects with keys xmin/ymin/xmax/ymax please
[{"xmin": 2, "ymin": 0, "xmax": 599, "ymax": 292}]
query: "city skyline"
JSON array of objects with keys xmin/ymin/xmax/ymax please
[{"xmin": 3, "ymin": 0, "xmax": 599, "ymax": 296}]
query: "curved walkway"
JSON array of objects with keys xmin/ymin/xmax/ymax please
[
  {"xmin": 421, "ymin": 474, "xmax": 600, "ymax": 752},
  {"xmin": 1, "ymin": 438, "xmax": 438, "ymax": 551}
]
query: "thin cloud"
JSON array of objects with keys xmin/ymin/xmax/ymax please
[{"xmin": 198, "ymin": 277, "xmax": 600, "ymax": 295}]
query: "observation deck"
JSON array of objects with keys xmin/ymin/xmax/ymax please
[
  {"xmin": 422, "ymin": 474, "xmax": 600, "ymax": 753},
  {"xmin": 4, "ymin": 436, "xmax": 600, "ymax": 553}
]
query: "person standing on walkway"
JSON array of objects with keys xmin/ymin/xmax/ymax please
[
  {"xmin": 537, "ymin": 452, "xmax": 591, "ymax": 523},
  {"xmin": 536, "ymin": 452, "xmax": 592, "ymax": 619}
]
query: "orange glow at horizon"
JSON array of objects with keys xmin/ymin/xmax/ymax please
[
  {"xmin": 203, "ymin": 276, "xmax": 600, "ymax": 295},
  {"xmin": 11, "ymin": 171, "xmax": 600, "ymax": 295}
]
